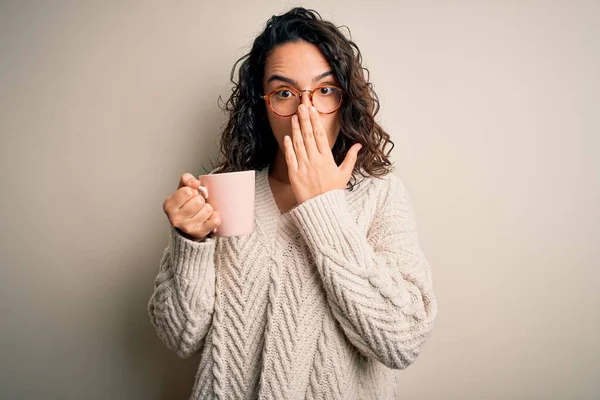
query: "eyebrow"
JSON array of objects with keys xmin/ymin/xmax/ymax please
[{"xmin": 266, "ymin": 71, "xmax": 334, "ymax": 86}]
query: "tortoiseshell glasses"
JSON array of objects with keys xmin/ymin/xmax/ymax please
[{"xmin": 260, "ymin": 85, "xmax": 344, "ymax": 117}]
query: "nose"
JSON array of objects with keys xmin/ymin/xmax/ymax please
[{"xmin": 299, "ymin": 90, "xmax": 313, "ymax": 108}]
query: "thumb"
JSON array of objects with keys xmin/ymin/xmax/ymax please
[{"xmin": 339, "ymin": 143, "xmax": 362, "ymax": 178}]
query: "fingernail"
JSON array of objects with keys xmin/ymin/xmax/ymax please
[{"xmin": 310, "ymin": 106, "xmax": 317, "ymax": 114}]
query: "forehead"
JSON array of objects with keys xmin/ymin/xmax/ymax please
[{"xmin": 264, "ymin": 40, "xmax": 333, "ymax": 83}]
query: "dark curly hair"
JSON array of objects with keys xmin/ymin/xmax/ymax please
[{"xmin": 209, "ymin": 7, "xmax": 395, "ymax": 190}]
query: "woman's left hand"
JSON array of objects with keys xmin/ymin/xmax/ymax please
[{"xmin": 283, "ymin": 104, "xmax": 362, "ymax": 204}]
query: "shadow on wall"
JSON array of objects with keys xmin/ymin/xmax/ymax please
[
  {"xmin": 120, "ymin": 248, "xmax": 203, "ymax": 400},
  {"xmin": 117, "ymin": 182, "xmax": 204, "ymax": 398}
]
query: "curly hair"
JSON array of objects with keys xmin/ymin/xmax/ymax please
[{"xmin": 209, "ymin": 7, "xmax": 395, "ymax": 190}]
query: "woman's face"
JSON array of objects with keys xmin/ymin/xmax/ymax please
[{"xmin": 263, "ymin": 40, "xmax": 341, "ymax": 153}]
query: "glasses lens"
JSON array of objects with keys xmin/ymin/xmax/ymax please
[
  {"xmin": 270, "ymin": 89, "xmax": 300, "ymax": 116},
  {"xmin": 313, "ymin": 87, "xmax": 342, "ymax": 113}
]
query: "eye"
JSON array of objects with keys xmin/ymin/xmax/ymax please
[
  {"xmin": 275, "ymin": 89, "xmax": 294, "ymax": 99},
  {"xmin": 318, "ymin": 87, "xmax": 335, "ymax": 95}
]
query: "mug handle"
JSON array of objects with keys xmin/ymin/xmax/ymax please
[
  {"xmin": 197, "ymin": 185, "xmax": 209, "ymax": 199},
  {"xmin": 197, "ymin": 181, "xmax": 216, "ymax": 234}
]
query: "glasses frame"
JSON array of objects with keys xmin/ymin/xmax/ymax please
[{"xmin": 260, "ymin": 85, "xmax": 345, "ymax": 117}]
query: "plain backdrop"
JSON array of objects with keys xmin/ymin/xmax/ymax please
[{"xmin": 1, "ymin": 1, "xmax": 598, "ymax": 399}]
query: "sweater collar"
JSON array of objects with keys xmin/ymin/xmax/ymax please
[
  {"xmin": 254, "ymin": 168, "xmax": 297, "ymax": 251},
  {"xmin": 253, "ymin": 166, "xmax": 372, "ymax": 252}
]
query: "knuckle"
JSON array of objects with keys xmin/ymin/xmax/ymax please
[
  {"xmin": 179, "ymin": 220, "xmax": 191, "ymax": 232},
  {"xmin": 179, "ymin": 173, "xmax": 190, "ymax": 187},
  {"xmin": 171, "ymin": 215, "xmax": 182, "ymax": 227}
]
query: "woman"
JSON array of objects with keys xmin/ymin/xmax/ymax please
[{"xmin": 149, "ymin": 7, "xmax": 437, "ymax": 399}]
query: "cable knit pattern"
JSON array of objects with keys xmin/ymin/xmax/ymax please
[{"xmin": 148, "ymin": 168, "xmax": 437, "ymax": 399}]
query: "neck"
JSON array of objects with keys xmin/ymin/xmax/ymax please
[{"xmin": 269, "ymin": 150, "xmax": 290, "ymax": 184}]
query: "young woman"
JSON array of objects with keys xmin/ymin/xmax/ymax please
[{"xmin": 149, "ymin": 7, "xmax": 437, "ymax": 399}]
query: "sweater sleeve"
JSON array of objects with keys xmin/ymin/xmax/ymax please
[
  {"xmin": 147, "ymin": 225, "xmax": 217, "ymax": 358},
  {"xmin": 289, "ymin": 174, "xmax": 438, "ymax": 369}
]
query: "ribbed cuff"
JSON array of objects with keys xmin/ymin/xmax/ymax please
[
  {"xmin": 169, "ymin": 226, "xmax": 216, "ymax": 282},
  {"xmin": 289, "ymin": 189, "xmax": 354, "ymax": 253}
]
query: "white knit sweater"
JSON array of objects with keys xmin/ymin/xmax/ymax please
[{"xmin": 148, "ymin": 167, "xmax": 437, "ymax": 399}]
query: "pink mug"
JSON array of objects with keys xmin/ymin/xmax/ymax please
[{"xmin": 197, "ymin": 170, "xmax": 255, "ymax": 237}]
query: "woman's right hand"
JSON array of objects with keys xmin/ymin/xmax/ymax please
[{"xmin": 163, "ymin": 173, "xmax": 221, "ymax": 241}]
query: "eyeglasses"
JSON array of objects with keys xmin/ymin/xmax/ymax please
[{"xmin": 260, "ymin": 85, "xmax": 344, "ymax": 117}]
